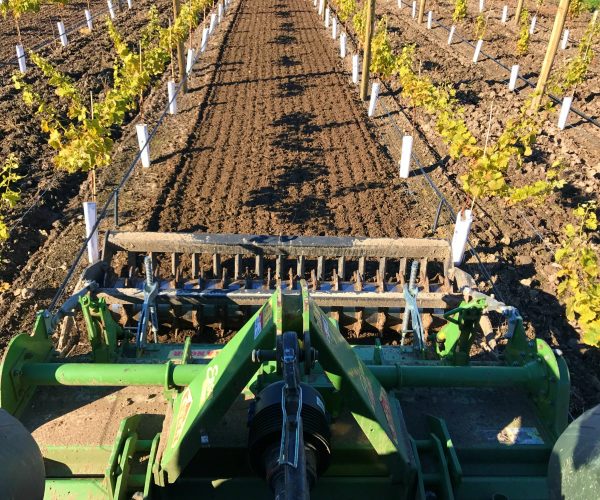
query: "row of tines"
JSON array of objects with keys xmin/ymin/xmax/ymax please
[{"xmin": 125, "ymin": 252, "xmax": 448, "ymax": 292}]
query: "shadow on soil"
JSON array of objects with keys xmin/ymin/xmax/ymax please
[
  {"xmin": 247, "ymin": 109, "xmax": 331, "ymax": 225},
  {"xmin": 276, "ymin": 55, "xmax": 301, "ymax": 67},
  {"xmin": 271, "ymin": 34, "xmax": 297, "ymax": 45}
]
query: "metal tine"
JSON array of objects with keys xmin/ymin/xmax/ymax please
[
  {"xmin": 310, "ymin": 269, "xmax": 319, "ymax": 290},
  {"xmin": 379, "ymin": 257, "xmax": 387, "ymax": 283},
  {"xmin": 127, "ymin": 252, "xmax": 138, "ymax": 287},
  {"xmin": 265, "ymin": 268, "xmax": 272, "ymax": 289},
  {"xmin": 255, "ymin": 254, "xmax": 264, "ymax": 278},
  {"xmin": 338, "ymin": 256, "xmax": 346, "ymax": 280},
  {"xmin": 171, "ymin": 253, "xmax": 180, "ymax": 279},
  {"xmin": 420, "ymin": 257, "xmax": 430, "ymax": 292},
  {"xmin": 297, "ymin": 255, "xmax": 305, "ymax": 278},
  {"xmin": 317, "ymin": 256, "xmax": 324, "ymax": 281},
  {"xmin": 213, "ymin": 253, "xmax": 221, "ymax": 278},
  {"xmin": 352, "ymin": 309, "xmax": 363, "ymax": 338},
  {"xmin": 288, "ymin": 267, "xmax": 294, "ymax": 289},
  {"xmin": 332, "ymin": 269, "xmax": 339, "ymax": 291},
  {"xmin": 198, "ymin": 268, "xmax": 205, "ymax": 290},
  {"xmin": 442, "ymin": 257, "xmax": 451, "ymax": 292},
  {"xmin": 234, "ymin": 254, "xmax": 242, "ymax": 280},
  {"xmin": 398, "ymin": 257, "xmax": 407, "ymax": 286},
  {"xmin": 173, "ymin": 254, "xmax": 183, "ymax": 288},
  {"xmin": 221, "ymin": 267, "xmax": 228, "ymax": 289},
  {"xmin": 275, "ymin": 255, "xmax": 283, "ymax": 280},
  {"xmin": 244, "ymin": 267, "xmax": 252, "ymax": 289},
  {"xmin": 376, "ymin": 310, "xmax": 387, "ymax": 336},
  {"xmin": 191, "ymin": 253, "xmax": 200, "ymax": 279},
  {"xmin": 376, "ymin": 269, "xmax": 385, "ymax": 293},
  {"xmin": 358, "ymin": 256, "xmax": 366, "ymax": 279},
  {"xmin": 354, "ymin": 270, "xmax": 363, "ymax": 292},
  {"xmin": 150, "ymin": 252, "xmax": 158, "ymax": 278}
]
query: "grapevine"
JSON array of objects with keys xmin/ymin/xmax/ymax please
[
  {"xmin": 516, "ymin": 9, "xmax": 530, "ymax": 55},
  {"xmin": 452, "ymin": 0, "xmax": 467, "ymax": 23},
  {"xmin": 13, "ymin": 0, "xmax": 212, "ymax": 174},
  {"xmin": 474, "ymin": 13, "xmax": 486, "ymax": 40},
  {"xmin": 553, "ymin": 17, "xmax": 600, "ymax": 95},
  {"xmin": 555, "ymin": 202, "xmax": 600, "ymax": 346},
  {"xmin": 369, "ymin": 17, "xmax": 396, "ymax": 78},
  {"xmin": 394, "ymin": 45, "xmax": 561, "ymax": 204},
  {"xmin": 140, "ymin": 5, "xmax": 163, "ymax": 50},
  {"xmin": 568, "ymin": 0, "xmax": 585, "ymax": 17},
  {"xmin": 352, "ymin": 1, "xmax": 368, "ymax": 46},
  {"xmin": 337, "ymin": 0, "xmax": 357, "ymax": 24},
  {"xmin": 0, "ymin": 154, "xmax": 23, "ymax": 241}
]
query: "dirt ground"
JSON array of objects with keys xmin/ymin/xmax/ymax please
[
  {"xmin": 151, "ymin": 0, "xmax": 418, "ymax": 238},
  {"xmin": 0, "ymin": 0, "xmax": 599, "ymax": 418}
]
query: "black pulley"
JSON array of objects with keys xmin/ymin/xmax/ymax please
[{"xmin": 248, "ymin": 381, "xmax": 331, "ymax": 491}]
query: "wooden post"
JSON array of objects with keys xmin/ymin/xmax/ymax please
[
  {"xmin": 514, "ymin": 0, "xmax": 525, "ymax": 26},
  {"xmin": 417, "ymin": 0, "xmax": 427, "ymax": 23},
  {"xmin": 532, "ymin": 0, "xmax": 570, "ymax": 108},
  {"xmin": 173, "ymin": 0, "xmax": 187, "ymax": 92},
  {"xmin": 360, "ymin": 0, "xmax": 375, "ymax": 101}
]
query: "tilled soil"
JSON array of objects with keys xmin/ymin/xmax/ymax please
[
  {"xmin": 0, "ymin": 1, "xmax": 234, "ymax": 340},
  {"xmin": 152, "ymin": 0, "xmax": 417, "ymax": 238},
  {"xmin": 379, "ymin": 0, "xmax": 600, "ymax": 180}
]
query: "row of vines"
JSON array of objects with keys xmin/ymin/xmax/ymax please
[
  {"xmin": 0, "ymin": 0, "xmax": 217, "ymax": 239},
  {"xmin": 331, "ymin": 0, "xmax": 599, "ymax": 344}
]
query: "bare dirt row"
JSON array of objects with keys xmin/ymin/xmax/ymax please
[
  {"xmin": 152, "ymin": 0, "xmax": 419, "ymax": 240},
  {"xmin": 0, "ymin": 0, "xmax": 234, "ymax": 342}
]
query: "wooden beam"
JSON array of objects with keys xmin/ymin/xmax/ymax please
[
  {"xmin": 417, "ymin": 0, "xmax": 427, "ymax": 24},
  {"xmin": 533, "ymin": 0, "xmax": 570, "ymax": 108},
  {"xmin": 514, "ymin": 0, "xmax": 525, "ymax": 26},
  {"xmin": 360, "ymin": 0, "xmax": 376, "ymax": 101}
]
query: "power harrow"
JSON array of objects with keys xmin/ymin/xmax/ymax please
[{"xmin": 1, "ymin": 231, "xmax": 598, "ymax": 499}]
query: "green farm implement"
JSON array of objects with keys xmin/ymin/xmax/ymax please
[{"xmin": 1, "ymin": 232, "xmax": 598, "ymax": 499}]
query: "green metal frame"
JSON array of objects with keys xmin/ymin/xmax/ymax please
[{"xmin": 0, "ymin": 281, "xmax": 571, "ymax": 499}]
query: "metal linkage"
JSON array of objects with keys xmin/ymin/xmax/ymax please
[
  {"xmin": 136, "ymin": 256, "xmax": 159, "ymax": 348},
  {"xmin": 277, "ymin": 331, "xmax": 308, "ymax": 498},
  {"xmin": 401, "ymin": 260, "xmax": 419, "ymax": 344}
]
